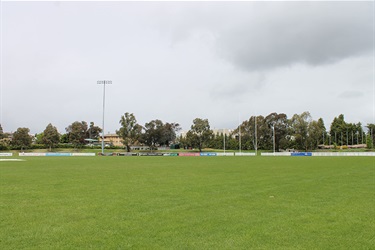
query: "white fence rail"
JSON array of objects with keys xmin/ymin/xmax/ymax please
[
  {"xmin": 0, "ymin": 153, "xmax": 13, "ymax": 156},
  {"xmin": 261, "ymin": 152, "xmax": 291, "ymax": 156},
  {"xmin": 312, "ymin": 152, "xmax": 375, "ymax": 157},
  {"xmin": 235, "ymin": 152, "xmax": 256, "ymax": 156},
  {"xmin": 19, "ymin": 153, "xmax": 95, "ymax": 157}
]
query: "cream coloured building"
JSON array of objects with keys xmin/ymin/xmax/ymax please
[{"xmin": 98, "ymin": 133, "xmax": 123, "ymax": 147}]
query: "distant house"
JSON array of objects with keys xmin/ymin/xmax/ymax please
[{"xmin": 98, "ymin": 133, "xmax": 122, "ymax": 147}]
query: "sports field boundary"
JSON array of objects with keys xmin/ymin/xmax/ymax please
[
  {"xmin": 0, "ymin": 151, "xmax": 372, "ymax": 157},
  {"xmin": 261, "ymin": 152, "xmax": 375, "ymax": 157},
  {"xmin": 18, "ymin": 153, "xmax": 95, "ymax": 157}
]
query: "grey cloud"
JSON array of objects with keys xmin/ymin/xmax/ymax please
[
  {"xmin": 156, "ymin": 2, "xmax": 373, "ymax": 72},
  {"xmin": 217, "ymin": 2, "xmax": 373, "ymax": 71},
  {"xmin": 1, "ymin": 1, "xmax": 373, "ymax": 134}
]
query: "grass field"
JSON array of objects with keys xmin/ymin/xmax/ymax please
[{"xmin": 1, "ymin": 156, "xmax": 374, "ymax": 249}]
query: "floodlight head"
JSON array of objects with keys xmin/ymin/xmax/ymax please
[{"xmin": 97, "ymin": 80, "xmax": 112, "ymax": 85}]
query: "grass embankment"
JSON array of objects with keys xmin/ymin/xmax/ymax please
[{"xmin": 1, "ymin": 157, "xmax": 374, "ymax": 249}]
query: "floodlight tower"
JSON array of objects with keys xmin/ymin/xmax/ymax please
[
  {"xmin": 272, "ymin": 125, "xmax": 275, "ymax": 154},
  {"xmin": 97, "ymin": 80, "xmax": 112, "ymax": 155}
]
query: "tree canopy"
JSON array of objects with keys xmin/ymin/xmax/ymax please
[
  {"xmin": 11, "ymin": 127, "xmax": 32, "ymax": 150},
  {"xmin": 42, "ymin": 123, "xmax": 60, "ymax": 151},
  {"xmin": 1, "ymin": 112, "xmax": 373, "ymax": 151},
  {"xmin": 117, "ymin": 113, "xmax": 142, "ymax": 152},
  {"xmin": 186, "ymin": 118, "xmax": 213, "ymax": 152}
]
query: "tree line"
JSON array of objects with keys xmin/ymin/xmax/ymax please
[{"xmin": 0, "ymin": 111, "xmax": 374, "ymax": 151}]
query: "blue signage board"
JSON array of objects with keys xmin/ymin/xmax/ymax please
[
  {"xmin": 46, "ymin": 153, "xmax": 72, "ymax": 156},
  {"xmin": 200, "ymin": 152, "xmax": 217, "ymax": 156},
  {"xmin": 291, "ymin": 152, "xmax": 312, "ymax": 156}
]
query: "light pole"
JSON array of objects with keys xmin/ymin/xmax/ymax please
[
  {"xmin": 255, "ymin": 116, "xmax": 257, "ymax": 156},
  {"xmin": 97, "ymin": 80, "xmax": 112, "ymax": 155},
  {"xmin": 223, "ymin": 129, "xmax": 226, "ymax": 154},
  {"xmin": 272, "ymin": 125, "xmax": 275, "ymax": 154}
]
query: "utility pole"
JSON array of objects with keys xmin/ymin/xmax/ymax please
[{"xmin": 97, "ymin": 80, "xmax": 112, "ymax": 155}]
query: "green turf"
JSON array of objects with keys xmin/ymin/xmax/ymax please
[{"xmin": 1, "ymin": 156, "xmax": 374, "ymax": 249}]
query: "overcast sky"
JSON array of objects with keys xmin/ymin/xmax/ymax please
[{"xmin": 1, "ymin": 1, "xmax": 374, "ymax": 134}]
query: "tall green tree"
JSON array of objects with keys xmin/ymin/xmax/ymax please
[
  {"xmin": 35, "ymin": 133, "xmax": 44, "ymax": 144},
  {"xmin": 60, "ymin": 133, "xmax": 69, "ymax": 144},
  {"xmin": 0, "ymin": 124, "xmax": 4, "ymax": 139},
  {"xmin": 366, "ymin": 123, "xmax": 375, "ymax": 148},
  {"xmin": 162, "ymin": 122, "xmax": 181, "ymax": 146},
  {"xmin": 65, "ymin": 121, "xmax": 88, "ymax": 148},
  {"xmin": 265, "ymin": 113, "xmax": 289, "ymax": 151},
  {"xmin": 304, "ymin": 117, "xmax": 327, "ymax": 149},
  {"xmin": 42, "ymin": 123, "xmax": 60, "ymax": 151},
  {"xmin": 330, "ymin": 114, "xmax": 346, "ymax": 146},
  {"xmin": 307, "ymin": 120, "xmax": 323, "ymax": 150},
  {"xmin": 141, "ymin": 119, "xmax": 165, "ymax": 150},
  {"xmin": 140, "ymin": 120, "xmax": 180, "ymax": 150},
  {"xmin": 11, "ymin": 127, "xmax": 32, "ymax": 150},
  {"xmin": 290, "ymin": 112, "xmax": 311, "ymax": 151},
  {"xmin": 87, "ymin": 122, "xmax": 102, "ymax": 139},
  {"xmin": 117, "ymin": 112, "xmax": 142, "ymax": 152},
  {"xmin": 187, "ymin": 118, "xmax": 213, "ymax": 152}
]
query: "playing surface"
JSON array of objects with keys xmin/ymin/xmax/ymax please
[{"xmin": 1, "ymin": 156, "xmax": 374, "ymax": 249}]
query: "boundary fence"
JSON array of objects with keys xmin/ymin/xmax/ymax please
[
  {"xmin": 0, "ymin": 153, "xmax": 13, "ymax": 156},
  {"xmin": 19, "ymin": 153, "xmax": 95, "ymax": 157},
  {"xmin": 261, "ymin": 152, "xmax": 375, "ymax": 157},
  {"xmin": 0, "ymin": 152, "xmax": 372, "ymax": 157}
]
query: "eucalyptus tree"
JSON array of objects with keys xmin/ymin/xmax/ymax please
[
  {"xmin": 11, "ymin": 127, "xmax": 32, "ymax": 150},
  {"xmin": 307, "ymin": 119, "xmax": 324, "ymax": 150},
  {"xmin": 140, "ymin": 120, "xmax": 181, "ymax": 149},
  {"xmin": 141, "ymin": 119, "xmax": 165, "ymax": 150},
  {"xmin": 162, "ymin": 122, "xmax": 181, "ymax": 146},
  {"xmin": 0, "ymin": 124, "xmax": 4, "ymax": 139},
  {"xmin": 330, "ymin": 114, "xmax": 346, "ymax": 146},
  {"xmin": 42, "ymin": 123, "xmax": 60, "ymax": 151},
  {"xmin": 366, "ymin": 123, "xmax": 375, "ymax": 148},
  {"xmin": 65, "ymin": 121, "xmax": 88, "ymax": 148},
  {"xmin": 117, "ymin": 112, "xmax": 142, "ymax": 152},
  {"xmin": 290, "ymin": 112, "xmax": 312, "ymax": 151},
  {"xmin": 265, "ymin": 113, "xmax": 289, "ymax": 151},
  {"xmin": 87, "ymin": 122, "xmax": 102, "ymax": 139},
  {"xmin": 187, "ymin": 118, "xmax": 213, "ymax": 152}
]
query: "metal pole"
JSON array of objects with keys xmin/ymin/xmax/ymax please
[
  {"xmin": 352, "ymin": 131, "xmax": 354, "ymax": 145},
  {"xmin": 239, "ymin": 114, "xmax": 241, "ymax": 154},
  {"xmin": 102, "ymin": 83, "xmax": 105, "ymax": 154},
  {"xmin": 97, "ymin": 80, "xmax": 112, "ymax": 155},
  {"xmin": 223, "ymin": 130, "xmax": 226, "ymax": 154},
  {"xmin": 356, "ymin": 132, "xmax": 358, "ymax": 145},
  {"xmin": 255, "ymin": 116, "xmax": 257, "ymax": 156},
  {"xmin": 329, "ymin": 134, "xmax": 331, "ymax": 148},
  {"xmin": 341, "ymin": 132, "xmax": 343, "ymax": 146},
  {"xmin": 335, "ymin": 131, "xmax": 337, "ymax": 144},
  {"xmin": 346, "ymin": 128, "xmax": 348, "ymax": 146},
  {"xmin": 272, "ymin": 126, "xmax": 275, "ymax": 154}
]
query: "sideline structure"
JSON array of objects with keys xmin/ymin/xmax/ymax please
[
  {"xmin": 261, "ymin": 152, "xmax": 375, "ymax": 157},
  {"xmin": 19, "ymin": 153, "xmax": 95, "ymax": 157},
  {"xmin": 0, "ymin": 159, "xmax": 25, "ymax": 161},
  {"xmin": 5, "ymin": 151, "xmax": 374, "ymax": 157},
  {"xmin": 0, "ymin": 153, "xmax": 13, "ymax": 156}
]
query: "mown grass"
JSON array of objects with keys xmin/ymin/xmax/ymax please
[{"xmin": 0, "ymin": 156, "xmax": 374, "ymax": 249}]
